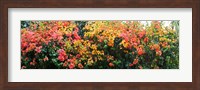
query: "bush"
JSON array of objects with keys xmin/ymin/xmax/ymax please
[{"xmin": 21, "ymin": 21, "xmax": 179, "ymax": 69}]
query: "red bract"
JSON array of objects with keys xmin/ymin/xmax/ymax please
[
  {"xmin": 43, "ymin": 56, "xmax": 49, "ymax": 61},
  {"xmin": 120, "ymin": 33, "xmax": 129, "ymax": 42},
  {"xmin": 137, "ymin": 47, "xmax": 144, "ymax": 55},
  {"xmin": 144, "ymin": 37, "xmax": 149, "ymax": 43},
  {"xmin": 109, "ymin": 62, "xmax": 114, "ymax": 67},
  {"xmin": 21, "ymin": 42, "xmax": 28, "ymax": 49},
  {"xmin": 62, "ymin": 22, "xmax": 69, "ymax": 27},
  {"xmin": 138, "ymin": 30, "xmax": 146, "ymax": 38},
  {"xmin": 73, "ymin": 28, "xmax": 81, "ymax": 40},
  {"xmin": 57, "ymin": 49, "xmax": 67, "ymax": 61},
  {"xmin": 69, "ymin": 63, "xmax": 75, "ymax": 69}
]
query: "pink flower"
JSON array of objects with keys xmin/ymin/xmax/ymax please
[
  {"xmin": 58, "ymin": 55, "xmax": 65, "ymax": 61},
  {"xmin": 120, "ymin": 33, "xmax": 129, "ymax": 42},
  {"xmin": 35, "ymin": 46, "xmax": 42, "ymax": 53},
  {"xmin": 21, "ymin": 66, "xmax": 26, "ymax": 69},
  {"xmin": 43, "ymin": 56, "xmax": 49, "ymax": 61},
  {"xmin": 51, "ymin": 32, "xmax": 58, "ymax": 40}
]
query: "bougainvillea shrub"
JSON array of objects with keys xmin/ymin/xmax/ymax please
[{"xmin": 21, "ymin": 21, "xmax": 179, "ymax": 69}]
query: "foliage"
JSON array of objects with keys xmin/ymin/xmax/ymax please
[{"xmin": 21, "ymin": 21, "xmax": 179, "ymax": 69}]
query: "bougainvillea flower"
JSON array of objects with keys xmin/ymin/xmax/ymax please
[
  {"xmin": 78, "ymin": 63, "xmax": 84, "ymax": 69},
  {"xmin": 35, "ymin": 46, "xmax": 42, "ymax": 53},
  {"xmin": 109, "ymin": 62, "xmax": 114, "ymax": 67},
  {"xmin": 153, "ymin": 44, "xmax": 160, "ymax": 51},
  {"xmin": 69, "ymin": 63, "xmax": 75, "ymax": 69},
  {"xmin": 156, "ymin": 50, "xmax": 162, "ymax": 56},
  {"xmin": 144, "ymin": 37, "xmax": 149, "ymax": 43},
  {"xmin": 133, "ymin": 59, "xmax": 139, "ymax": 65},
  {"xmin": 137, "ymin": 47, "xmax": 144, "ymax": 55},
  {"xmin": 43, "ymin": 56, "xmax": 49, "ymax": 61},
  {"xmin": 21, "ymin": 21, "xmax": 179, "ymax": 69},
  {"xmin": 57, "ymin": 49, "xmax": 67, "ymax": 61},
  {"xmin": 138, "ymin": 30, "xmax": 146, "ymax": 38}
]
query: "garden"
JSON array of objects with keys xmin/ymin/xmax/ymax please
[{"xmin": 21, "ymin": 20, "xmax": 179, "ymax": 69}]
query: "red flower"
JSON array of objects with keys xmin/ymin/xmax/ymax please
[
  {"xmin": 73, "ymin": 29, "xmax": 81, "ymax": 40},
  {"xmin": 138, "ymin": 31, "xmax": 146, "ymax": 38},
  {"xmin": 153, "ymin": 44, "xmax": 160, "ymax": 51},
  {"xmin": 129, "ymin": 64, "xmax": 133, "ymax": 67},
  {"xmin": 144, "ymin": 37, "xmax": 149, "ymax": 43},
  {"xmin": 69, "ymin": 63, "xmax": 75, "ymax": 69},
  {"xmin": 62, "ymin": 22, "xmax": 69, "ymax": 27},
  {"xmin": 43, "ymin": 56, "xmax": 49, "ymax": 61},
  {"xmin": 137, "ymin": 47, "xmax": 143, "ymax": 55},
  {"xmin": 131, "ymin": 37, "xmax": 137, "ymax": 42},
  {"xmin": 57, "ymin": 49, "xmax": 67, "ymax": 61},
  {"xmin": 21, "ymin": 42, "xmax": 28, "ymax": 49},
  {"xmin": 109, "ymin": 62, "xmax": 114, "ymax": 67},
  {"xmin": 133, "ymin": 59, "xmax": 139, "ymax": 65}
]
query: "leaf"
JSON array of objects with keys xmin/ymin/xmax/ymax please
[
  {"xmin": 103, "ymin": 45, "xmax": 108, "ymax": 49},
  {"xmin": 111, "ymin": 47, "xmax": 115, "ymax": 50}
]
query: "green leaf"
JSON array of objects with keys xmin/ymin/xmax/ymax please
[
  {"xmin": 111, "ymin": 47, "xmax": 115, "ymax": 50},
  {"xmin": 103, "ymin": 45, "xmax": 108, "ymax": 49}
]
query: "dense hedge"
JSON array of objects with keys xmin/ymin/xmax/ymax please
[{"xmin": 21, "ymin": 21, "xmax": 179, "ymax": 69}]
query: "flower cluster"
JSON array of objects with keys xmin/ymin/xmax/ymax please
[{"xmin": 21, "ymin": 21, "xmax": 179, "ymax": 69}]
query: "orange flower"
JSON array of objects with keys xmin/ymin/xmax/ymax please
[
  {"xmin": 153, "ymin": 44, "xmax": 160, "ymax": 51},
  {"xmin": 149, "ymin": 45, "xmax": 154, "ymax": 50},
  {"xmin": 162, "ymin": 42, "xmax": 168, "ymax": 47}
]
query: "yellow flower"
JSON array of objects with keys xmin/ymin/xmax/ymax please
[
  {"xmin": 91, "ymin": 44, "xmax": 97, "ymax": 50},
  {"xmin": 124, "ymin": 50, "xmax": 128, "ymax": 53},
  {"xmin": 92, "ymin": 50, "xmax": 96, "ymax": 55},
  {"xmin": 121, "ymin": 40, "xmax": 129, "ymax": 48},
  {"xmin": 87, "ymin": 57, "xmax": 94, "ymax": 66}
]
